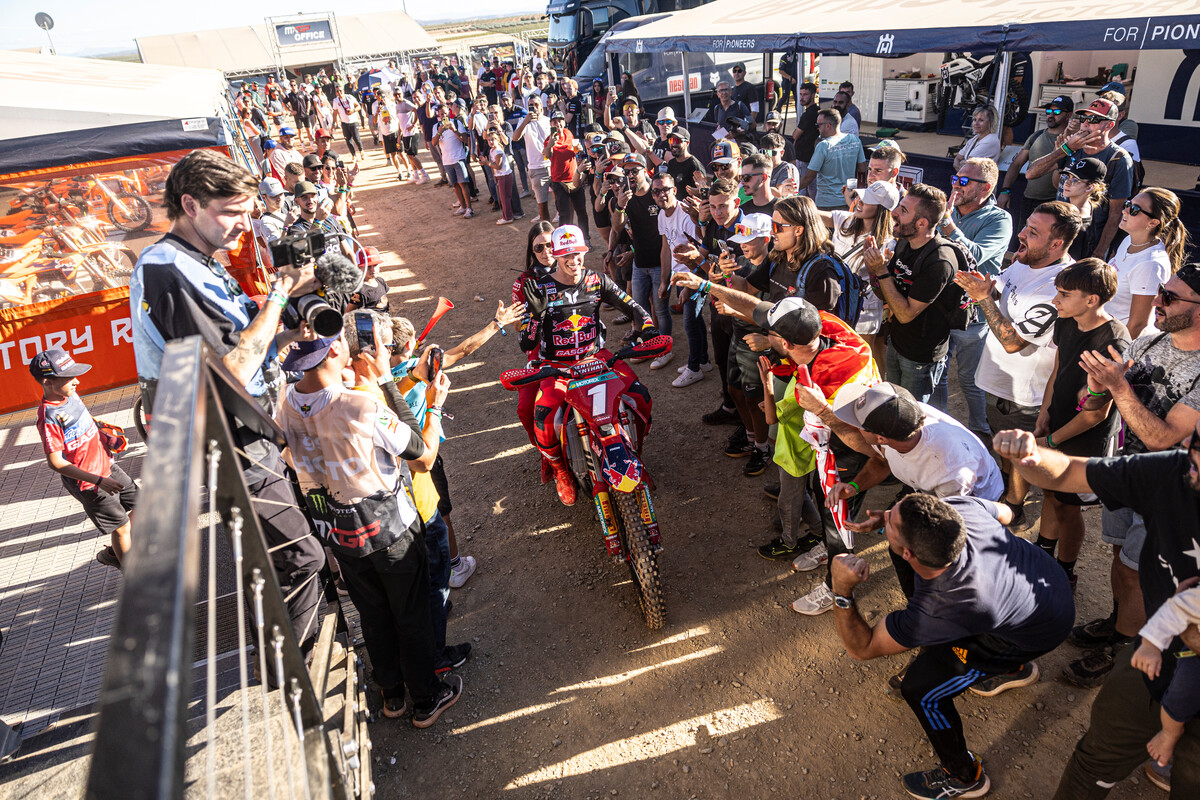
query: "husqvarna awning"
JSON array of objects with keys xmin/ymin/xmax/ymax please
[{"xmin": 603, "ymin": 0, "xmax": 1200, "ymax": 54}]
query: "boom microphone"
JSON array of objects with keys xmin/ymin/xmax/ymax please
[{"xmin": 314, "ymin": 250, "xmax": 364, "ymax": 294}]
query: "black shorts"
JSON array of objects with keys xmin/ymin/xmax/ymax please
[
  {"xmin": 430, "ymin": 453, "xmax": 453, "ymax": 517},
  {"xmin": 383, "ymin": 133, "xmax": 399, "ymax": 154},
  {"xmin": 402, "ymin": 133, "xmax": 420, "ymax": 156},
  {"xmin": 727, "ymin": 335, "xmax": 770, "ymax": 400},
  {"xmin": 293, "ymin": 115, "xmax": 310, "ymax": 130},
  {"xmin": 65, "ymin": 463, "xmax": 138, "ymax": 536}
]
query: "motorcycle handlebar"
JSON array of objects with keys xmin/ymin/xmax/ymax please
[{"xmin": 498, "ymin": 335, "xmax": 673, "ymax": 391}]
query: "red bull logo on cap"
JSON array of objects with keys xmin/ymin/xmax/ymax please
[{"xmin": 552, "ymin": 225, "xmax": 589, "ymax": 256}]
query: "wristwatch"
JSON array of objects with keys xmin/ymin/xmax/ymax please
[{"xmin": 832, "ymin": 593, "xmax": 855, "ymax": 609}]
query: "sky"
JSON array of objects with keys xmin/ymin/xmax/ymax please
[{"xmin": 0, "ymin": 1, "xmax": 543, "ymax": 55}]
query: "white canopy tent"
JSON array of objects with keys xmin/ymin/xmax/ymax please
[{"xmin": 604, "ymin": 0, "xmax": 1200, "ymax": 54}]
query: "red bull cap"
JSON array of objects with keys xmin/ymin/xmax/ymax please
[{"xmin": 551, "ymin": 225, "xmax": 589, "ymax": 257}]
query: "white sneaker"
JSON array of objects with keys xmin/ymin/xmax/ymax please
[
  {"xmin": 464, "ymin": 209, "xmax": 475, "ymax": 219},
  {"xmin": 649, "ymin": 350, "xmax": 674, "ymax": 370},
  {"xmin": 453, "ymin": 207, "xmax": 465, "ymax": 216},
  {"xmin": 672, "ymin": 367, "xmax": 704, "ymax": 387},
  {"xmin": 792, "ymin": 583, "xmax": 834, "ymax": 615},
  {"xmin": 449, "ymin": 555, "xmax": 477, "ymax": 589},
  {"xmin": 792, "ymin": 543, "xmax": 828, "ymax": 572},
  {"xmin": 677, "ymin": 362, "xmax": 713, "ymax": 374}
]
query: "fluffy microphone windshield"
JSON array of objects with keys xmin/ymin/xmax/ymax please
[{"xmin": 315, "ymin": 251, "xmax": 363, "ymax": 294}]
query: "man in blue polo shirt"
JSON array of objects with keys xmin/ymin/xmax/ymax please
[{"xmin": 795, "ymin": 108, "xmax": 866, "ymax": 211}]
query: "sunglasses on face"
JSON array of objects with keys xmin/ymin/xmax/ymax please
[
  {"xmin": 1077, "ymin": 114, "xmax": 1107, "ymax": 124},
  {"xmin": 650, "ymin": 186, "xmax": 674, "ymax": 196},
  {"xmin": 732, "ymin": 68, "xmax": 744, "ymax": 73},
  {"xmin": 533, "ymin": 242, "xmax": 551, "ymax": 253},
  {"xmin": 739, "ymin": 173, "xmax": 766, "ymax": 183},
  {"xmin": 771, "ymin": 220, "xmax": 795, "ymax": 234},
  {"xmin": 1044, "ymin": 108, "xmax": 1064, "ymax": 116},
  {"xmin": 950, "ymin": 175, "xmax": 986, "ymax": 187},
  {"xmin": 1158, "ymin": 285, "xmax": 1200, "ymax": 307},
  {"xmin": 713, "ymin": 163, "xmax": 733, "ymax": 171},
  {"xmin": 1124, "ymin": 199, "xmax": 1151, "ymax": 217}
]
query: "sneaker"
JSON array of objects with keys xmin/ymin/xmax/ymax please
[
  {"xmin": 792, "ymin": 583, "xmax": 834, "ymax": 615},
  {"xmin": 496, "ymin": 217, "xmax": 514, "ymax": 225},
  {"xmin": 969, "ymin": 661, "xmax": 1039, "ymax": 697},
  {"xmin": 436, "ymin": 179, "xmax": 449, "ymax": 187},
  {"xmin": 449, "ymin": 555, "xmax": 477, "ymax": 589},
  {"xmin": 757, "ymin": 536, "xmax": 805, "ymax": 561},
  {"xmin": 453, "ymin": 207, "xmax": 466, "ymax": 216},
  {"xmin": 1062, "ymin": 638, "xmax": 1132, "ymax": 688},
  {"xmin": 724, "ymin": 427, "xmax": 750, "ymax": 457},
  {"xmin": 649, "ymin": 350, "xmax": 674, "ymax": 369},
  {"xmin": 613, "ymin": 313, "xmax": 632, "ymax": 324},
  {"xmin": 678, "ymin": 362, "xmax": 713, "ymax": 374},
  {"xmin": 1068, "ymin": 612, "xmax": 1118, "ymax": 648},
  {"xmin": 380, "ymin": 689, "xmax": 408, "ymax": 719},
  {"xmin": 519, "ymin": 189, "xmax": 531, "ymax": 199},
  {"xmin": 1144, "ymin": 760, "xmax": 1171, "ymax": 792},
  {"xmin": 412, "ymin": 675, "xmax": 462, "ymax": 729},
  {"xmin": 702, "ymin": 405, "xmax": 741, "ymax": 426},
  {"xmin": 763, "ymin": 484, "xmax": 780, "ymax": 501},
  {"xmin": 791, "ymin": 543, "xmax": 828, "ymax": 572},
  {"xmin": 464, "ymin": 209, "xmax": 475, "ymax": 219},
  {"xmin": 672, "ymin": 367, "xmax": 704, "ymax": 387},
  {"xmin": 435, "ymin": 642, "xmax": 472, "ymax": 674},
  {"xmin": 744, "ymin": 447, "xmax": 769, "ymax": 477},
  {"xmin": 96, "ymin": 546, "xmax": 121, "ymax": 570},
  {"xmin": 901, "ymin": 760, "xmax": 990, "ymax": 799},
  {"xmin": 551, "ymin": 462, "xmax": 577, "ymax": 506}
]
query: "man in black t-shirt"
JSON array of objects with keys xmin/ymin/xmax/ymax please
[
  {"xmin": 864, "ymin": 184, "xmax": 960, "ymax": 408},
  {"xmin": 992, "ymin": 428, "xmax": 1200, "ymax": 799},
  {"xmin": 790, "ymin": 82, "xmax": 820, "ymax": 199},
  {"xmin": 609, "ymin": 158, "xmax": 666, "ymax": 347},
  {"xmin": 563, "ymin": 79, "xmax": 585, "ymax": 139},
  {"xmin": 729, "ymin": 62, "xmax": 760, "ymax": 125},
  {"xmin": 830, "ymin": 492, "xmax": 1072, "ymax": 798},
  {"xmin": 663, "ymin": 127, "xmax": 704, "ymax": 194}
]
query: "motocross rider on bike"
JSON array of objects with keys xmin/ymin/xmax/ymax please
[{"xmin": 519, "ymin": 224, "xmax": 658, "ymax": 506}]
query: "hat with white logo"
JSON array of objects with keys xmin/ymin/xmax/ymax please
[
  {"xmin": 550, "ymin": 225, "xmax": 589, "ymax": 257},
  {"xmin": 832, "ymin": 382, "xmax": 925, "ymax": 440},
  {"xmin": 729, "ymin": 213, "xmax": 773, "ymax": 243},
  {"xmin": 751, "ymin": 296, "xmax": 821, "ymax": 345}
]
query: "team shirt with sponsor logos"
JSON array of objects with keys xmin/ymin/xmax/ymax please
[
  {"xmin": 37, "ymin": 394, "xmax": 111, "ymax": 490},
  {"xmin": 519, "ymin": 269, "xmax": 651, "ymax": 362}
]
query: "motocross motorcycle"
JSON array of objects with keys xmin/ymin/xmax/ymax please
[
  {"xmin": 499, "ymin": 335, "xmax": 673, "ymax": 629},
  {"xmin": 9, "ymin": 176, "xmax": 152, "ymax": 234},
  {"xmin": 933, "ymin": 51, "xmax": 1030, "ymax": 131}
]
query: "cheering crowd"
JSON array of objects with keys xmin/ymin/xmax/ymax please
[{"xmin": 27, "ymin": 52, "xmax": 1199, "ymax": 799}]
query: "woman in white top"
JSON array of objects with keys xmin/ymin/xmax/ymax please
[
  {"xmin": 485, "ymin": 127, "xmax": 516, "ymax": 224},
  {"xmin": 1108, "ymin": 187, "xmax": 1191, "ymax": 338},
  {"xmin": 818, "ymin": 179, "xmax": 900, "ymax": 366},
  {"xmin": 312, "ymin": 88, "xmax": 334, "ymax": 133},
  {"xmin": 953, "ymin": 105, "xmax": 1001, "ymax": 170}
]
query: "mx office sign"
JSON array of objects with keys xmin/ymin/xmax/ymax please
[{"xmin": 275, "ymin": 20, "xmax": 334, "ymax": 47}]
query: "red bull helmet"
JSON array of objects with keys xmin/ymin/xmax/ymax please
[{"xmin": 550, "ymin": 225, "xmax": 589, "ymax": 258}]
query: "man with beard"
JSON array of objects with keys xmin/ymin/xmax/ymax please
[
  {"xmin": 663, "ymin": 127, "xmax": 704, "ymax": 194},
  {"xmin": 999, "ymin": 96, "xmax": 1073, "ymax": 232},
  {"xmin": 1054, "ymin": 265, "xmax": 1200, "ymax": 691},
  {"xmin": 992, "ymin": 409, "xmax": 1200, "ymax": 798}
]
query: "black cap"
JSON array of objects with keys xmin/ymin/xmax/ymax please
[
  {"xmin": 752, "ymin": 297, "xmax": 820, "ymax": 345},
  {"xmin": 302, "ymin": 153, "xmax": 322, "ymax": 169},
  {"xmin": 1063, "ymin": 156, "xmax": 1107, "ymax": 184},
  {"xmin": 29, "ymin": 348, "xmax": 91, "ymax": 380},
  {"xmin": 831, "ymin": 383, "xmax": 925, "ymax": 440},
  {"xmin": 668, "ymin": 126, "xmax": 690, "ymax": 142},
  {"xmin": 1177, "ymin": 264, "xmax": 1200, "ymax": 297},
  {"xmin": 1042, "ymin": 95, "xmax": 1075, "ymax": 112}
]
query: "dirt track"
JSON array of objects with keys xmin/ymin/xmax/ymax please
[{"xmin": 339, "ymin": 139, "xmax": 1158, "ymax": 799}]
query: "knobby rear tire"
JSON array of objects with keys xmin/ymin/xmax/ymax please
[{"xmin": 613, "ymin": 489, "xmax": 666, "ymax": 629}]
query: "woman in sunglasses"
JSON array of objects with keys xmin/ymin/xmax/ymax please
[
  {"xmin": 1107, "ymin": 187, "xmax": 1193, "ymax": 338},
  {"xmin": 952, "ymin": 105, "xmax": 1001, "ymax": 171},
  {"xmin": 1058, "ymin": 157, "xmax": 1109, "ymax": 261},
  {"xmin": 511, "ymin": 222, "xmax": 557, "ymax": 462}
]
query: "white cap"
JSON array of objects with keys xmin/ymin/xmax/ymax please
[
  {"xmin": 258, "ymin": 177, "xmax": 285, "ymax": 197},
  {"xmin": 855, "ymin": 180, "xmax": 901, "ymax": 211},
  {"xmin": 550, "ymin": 225, "xmax": 589, "ymax": 257}
]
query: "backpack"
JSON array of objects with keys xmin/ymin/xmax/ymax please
[
  {"xmin": 794, "ymin": 249, "xmax": 864, "ymax": 328},
  {"xmin": 941, "ymin": 236, "xmax": 978, "ymax": 331},
  {"xmin": 1109, "ymin": 134, "xmax": 1145, "ymax": 195}
]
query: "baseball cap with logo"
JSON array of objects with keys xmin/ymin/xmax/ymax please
[
  {"xmin": 622, "ymin": 96, "xmax": 640, "ymax": 108},
  {"xmin": 711, "ymin": 141, "xmax": 737, "ymax": 165},
  {"xmin": 1098, "ymin": 81, "xmax": 1126, "ymax": 96},
  {"xmin": 765, "ymin": 110, "xmax": 781, "ymax": 123},
  {"xmin": 856, "ymin": 181, "xmax": 902, "ymax": 211},
  {"xmin": 730, "ymin": 213, "xmax": 773, "ymax": 243},
  {"xmin": 314, "ymin": 128, "xmax": 332, "ymax": 140},
  {"xmin": 29, "ymin": 348, "xmax": 91, "ymax": 380},
  {"xmin": 293, "ymin": 180, "xmax": 319, "ymax": 197},
  {"xmin": 622, "ymin": 153, "xmax": 647, "ymax": 169},
  {"xmin": 550, "ymin": 109, "xmax": 565, "ymax": 120},
  {"xmin": 668, "ymin": 126, "xmax": 690, "ymax": 143},
  {"xmin": 262, "ymin": 138, "xmax": 278, "ymax": 150},
  {"xmin": 279, "ymin": 126, "xmax": 297, "ymax": 137},
  {"xmin": 550, "ymin": 225, "xmax": 589, "ymax": 257},
  {"xmin": 1062, "ymin": 156, "xmax": 1107, "ymax": 184},
  {"xmin": 751, "ymin": 296, "xmax": 821, "ymax": 345},
  {"xmin": 1041, "ymin": 95, "xmax": 1075, "ymax": 113},
  {"xmin": 259, "ymin": 177, "xmax": 286, "ymax": 197},
  {"xmin": 832, "ymin": 382, "xmax": 925, "ymax": 440},
  {"xmin": 281, "ymin": 335, "xmax": 339, "ymax": 372},
  {"xmin": 357, "ymin": 246, "xmax": 383, "ymax": 268},
  {"xmin": 1075, "ymin": 98, "xmax": 1119, "ymax": 121}
]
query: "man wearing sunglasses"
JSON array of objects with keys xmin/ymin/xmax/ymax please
[
  {"xmin": 999, "ymin": 96, "xmax": 1072, "ymax": 229},
  {"xmin": 739, "ymin": 154, "xmax": 777, "ymax": 216},
  {"xmin": 993, "ymin": 410, "xmax": 1200, "ymax": 798},
  {"xmin": 795, "ymin": 109, "xmax": 867, "ymax": 211},
  {"xmin": 1026, "ymin": 98, "xmax": 1134, "ymax": 260},
  {"xmin": 663, "ymin": 126, "xmax": 704, "ymax": 195},
  {"xmin": 1054, "ymin": 265, "xmax": 1200, "ymax": 692},
  {"xmin": 710, "ymin": 81, "xmax": 752, "ymax": 132},
  {"xmin": 791, "ymin": 82, "xmax": 821, "ymax": 199},
  {"xmin": 729, "ymin": 62, "xmax": 760, "ymax": 126}
]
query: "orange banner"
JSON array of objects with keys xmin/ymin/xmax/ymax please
[{"xmin": 0, "ymin": 286, "xmax": 136, "ymax": 414}]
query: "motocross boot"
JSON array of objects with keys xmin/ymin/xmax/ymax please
[{"xmin": 550, "ymin": 460, "xmax": 577, "ymax": 506}]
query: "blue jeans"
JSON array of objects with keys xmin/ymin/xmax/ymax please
[
  {"xmin": 682, "ymin": 290, "xmax": 708, "ymax": 370},
  {"xmin": 932, "ymin": 321, "xmax": 990, "ymax": 434},
  {"xmin": 886, "ymin": 343, "xmax": 947, "ymax": 410},
  {"xmin": 513, "ymin": 146, "xmax": 530, "ymax": 192},
  {"xmin": 631, "ymin": 267, "xmax": 672, "ymax": 336},
  {"xmin": 424, "ymin": 510, "xmax": 451, "ymax": 655}
]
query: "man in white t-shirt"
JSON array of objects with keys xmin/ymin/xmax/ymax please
[
  {"xmin": 956, "ymin": 200, "xmax": 1081, "ymax": 527},
  {"xmin": 373, "ymin": 92, "xmax": 402, "ymax": 174},
  {"xmin": 833, "ymin": 92, "xmax": 860, "ymax": 137},
  {"xmin": 653, "ymin": 173, "xmax": 699, "ymax": 376},
  {"xmin": 512, "ymin": 95, "xmax": 553, "ymax": 223}
]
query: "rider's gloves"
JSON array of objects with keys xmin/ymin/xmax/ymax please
[{"xmin": 522, "ymin": 279, "xmax": 547, "ymax": 318}]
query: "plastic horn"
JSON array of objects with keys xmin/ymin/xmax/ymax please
[{"xmin": 416, "ymin": 297, "xmax": 455, "ymax": 344}]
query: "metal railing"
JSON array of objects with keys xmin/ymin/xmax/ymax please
[{"xmin": 84, "ymin": 337, "xmax": 370, "ymax": 800}]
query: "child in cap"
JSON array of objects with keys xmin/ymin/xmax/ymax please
[{"xmin": 31, "ymin": 349, "xmax": 136, "ymax": 570}]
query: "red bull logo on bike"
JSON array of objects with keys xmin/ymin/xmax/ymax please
[{"xmin": 602, "ymin": 446, "xmax": 642, "ymax": 494}]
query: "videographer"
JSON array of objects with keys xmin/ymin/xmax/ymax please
[
  {"xmin": 288, "ymin": 180, "xmax": 354, "ymax": 261},
  {"xmin": 130, "ymin": 149, "xmax": 327, "ymax": 656}
]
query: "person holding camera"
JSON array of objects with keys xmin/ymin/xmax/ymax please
[
  {"xmin": 130, "ymin": 149, "xmax": 327, "ymax": 656},
  {"xmin": 287, "ymin": 180, "xmax": 354, "ymax": 260}
]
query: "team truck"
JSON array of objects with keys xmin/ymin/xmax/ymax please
[{"xmin": 547, "ymin": 0, "xmax": 712, "ymax": 76}]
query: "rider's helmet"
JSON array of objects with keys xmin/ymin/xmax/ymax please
[{"xmin": 550, "ymin": 225, "xmax": 589, "ymax": 259}]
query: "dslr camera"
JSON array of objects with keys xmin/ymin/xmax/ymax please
[{"xmin": 270, "ymin": 229, "xmax": 344, "ymax": 337}]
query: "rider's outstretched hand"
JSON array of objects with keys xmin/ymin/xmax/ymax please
[{"xmin": 522, "ymin": 279, "xmax": 547, "ymax": 318}]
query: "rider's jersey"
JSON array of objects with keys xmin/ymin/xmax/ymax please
[{"xmin": 519, "ymin": 269, "xmax": 651, "ymax": 363}]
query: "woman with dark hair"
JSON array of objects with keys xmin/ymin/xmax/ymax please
[
  {"xmin": 590, "ymin": 79, "xmax": 607, "ymax": 125},
  {"xmin": 619, "ymin": 72, "xmax": 639, "ymax": 107},
  {"xmin": 513, "ymin": 221, "xmax": 557, "ymax": 480}
]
